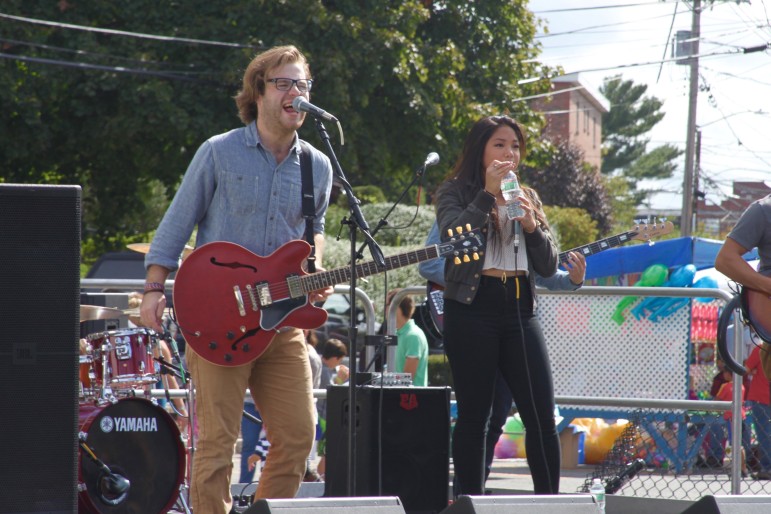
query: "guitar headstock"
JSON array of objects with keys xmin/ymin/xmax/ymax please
[
  {"xmin": 630, "ymin": 219, "xmax": 674, "ymax": 244},
  {"xmin": 437, "ymin": 224, "xmax": 486, "ymax": 265}
]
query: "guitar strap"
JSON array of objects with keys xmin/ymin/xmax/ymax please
[{"xmin": 299, "ymin": 140, "xmax": 316, "ymax": 273}]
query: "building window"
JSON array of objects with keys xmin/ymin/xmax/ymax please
[{"xmin": 575, "ymin": 101, "xmax": 580, "ymax": 135}]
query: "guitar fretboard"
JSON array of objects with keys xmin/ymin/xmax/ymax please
[
  {"xmin": 558, "ymin": 231, "xmax": 636, "ymax": 264},
  {"xmin": 300, "ymin": 246, "xmax": 441, "ymax": 293}
]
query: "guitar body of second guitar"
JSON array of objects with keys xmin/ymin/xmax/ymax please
[
  {"xmin": 173, "ymin": 240, "xmax": 327, "ymax": 367},
  {"xmin": 742, "ymin": 285, "xmax": 771, "ymax": 343}
]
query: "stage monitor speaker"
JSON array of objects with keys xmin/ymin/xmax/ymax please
[
  {"xmin": 0, "ymin": 184, "xmax": 81, "ymax": 514},
  {"xmin": 325, "ymin": 386, "xmax": 451, "ymax": 514},
  {"xmin": 440, "ymin": 495, "xmax": 596, "ymax": 513},
  {"xmin": 244, "ymin": 496, "xmax": 405, "ymax": 513},
  {"xmin": 680, "ymin": 495, "xmax": 771, "ymax": 513}
]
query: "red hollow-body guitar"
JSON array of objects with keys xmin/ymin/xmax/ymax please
[{"xmin": 173, "ymin": 227, "xmax": 484, "ymax": 366}]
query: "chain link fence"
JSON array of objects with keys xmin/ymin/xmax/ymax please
[{"xmin": 575, "ymin": 408, "xmax": 771, "ymax": 500}]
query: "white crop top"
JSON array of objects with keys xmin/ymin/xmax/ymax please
[{"xmin": 482, "ymin": 205, "xmax": 529, "ymax": 273}]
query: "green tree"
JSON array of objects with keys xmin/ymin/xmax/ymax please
[
  {"xmin": 0, "ymin": 0, "xmax": 553, "ymax": 265},
  {"xmin": 600, "ymin": 75, "xmax": 682, "ymax": 203},
  {"xmin": 521, "ymin": 141, "xmax": 613, "ymax": 235}
]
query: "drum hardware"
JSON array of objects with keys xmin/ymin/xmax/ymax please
[
  {"xmin": 78, "ymin": 436, "xmax": 131, "ymax": 504},
  {"xmin": 154, "ymin": 356, "xmax": 189, "ymax": 382}
]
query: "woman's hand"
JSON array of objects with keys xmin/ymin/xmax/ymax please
[
  {"xmin": 513, "ymin": 195, "xmax": 539, "ymax": 233},
  {"xmin": 484, "ymin": 160, "xmax": 518, "ymax": 196}
]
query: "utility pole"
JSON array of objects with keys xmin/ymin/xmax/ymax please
[{"xmin": 681, "ymin": 0, "xmax": 701, "ymax": 237}]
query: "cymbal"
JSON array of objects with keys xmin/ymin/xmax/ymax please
[
  {"xmin": 80, "ymin": 305, "xmax": 124, "ymax": 322},
  {"xmin": 123, "ymin": 307, "xmax": 173, "ymax": 327},
  {"xmin": 127, "ymin": 243, "xmax": 194, "ymax": 260}
]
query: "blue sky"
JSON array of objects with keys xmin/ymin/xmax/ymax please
[{"xmin": 528, "ymin": 0, "xmax": 771, "ymax": 210}]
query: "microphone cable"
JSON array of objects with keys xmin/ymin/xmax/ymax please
[{"xmin": 511, "ymin": 217, "xmax": 556, "ymax": 495}]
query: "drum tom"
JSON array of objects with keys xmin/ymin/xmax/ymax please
[
  {"xmin": 88, "ymin": 328, "xmax": 158, "ymax": 389},
  {"xmin": 78, "ymin": 397, "xmax": 185, "ymax": 513}
]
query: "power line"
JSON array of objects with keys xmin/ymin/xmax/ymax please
[
  {"xmin": 533, "ymin": 1, "xmax": 678, "ymax": 14},
  {"xmin": 0, "ymin": 11, "xmax": 256, "ymax": 49},
  {"xmin": 0, "ymin": 37, "xmax": 207, "ymax": 73},
  {"xmin": 0, "ymin": 52, "xmax": 225, "ymax": 86}
]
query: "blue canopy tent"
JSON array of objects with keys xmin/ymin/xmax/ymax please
[{"xmin": 583, "ymin": 236, "xmax": 759, "ymax": 281}]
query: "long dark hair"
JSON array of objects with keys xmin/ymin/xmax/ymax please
[{"xmin": 449, "ymin": 115, "xmax": 549, "ymax": 233}]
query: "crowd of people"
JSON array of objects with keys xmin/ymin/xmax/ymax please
[{"xmin": 127, "ymin": 41, "xmax": 770, "ymax": 513}]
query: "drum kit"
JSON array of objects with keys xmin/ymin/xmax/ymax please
[{"xmin": 77, "ymin": 247, "xmax": 193, "ymax": 514}]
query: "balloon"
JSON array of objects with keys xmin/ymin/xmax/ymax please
[
  {"xmin": 692, "ymin": 276, "xmax": 719, "ymax": 303},
  {"xmin": 503, "ymin": 415, "xmax": 524, "ymax": 438},
  {"xmin": 498, "ymin": 415, "xmax": 526, "ymax": 458},
  {"xmin": 572, "ymin": 418, "xmax": 630, "ymax": 464},
  {"xmin": 631, "ymin": 264, "xmax": 698, "ymax": 322},
  {"xmin": 494, "ymin": 436, "xmax": 517, "ymax": 459},
  {"xmin": 612, "ymin": 264, "xmax": 669, "ymax": 325}
]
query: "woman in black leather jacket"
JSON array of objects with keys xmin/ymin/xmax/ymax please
[{"xmin": 436, "ymin": 115, "xmax": 560, "ymax": 496}]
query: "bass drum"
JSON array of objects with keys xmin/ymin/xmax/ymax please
[{"xmin": 78, "ymin": 398, "xmax": 185, "ymax": 513}]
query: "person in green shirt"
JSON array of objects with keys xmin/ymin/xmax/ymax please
[{"xmin": 387, "ymin": 289, "xmax": 429, "ymax": 387}]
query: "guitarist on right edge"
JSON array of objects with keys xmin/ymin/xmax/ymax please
[{"xmin": 715, "ymin": 193, "xmax": 771, "ymax": 370}]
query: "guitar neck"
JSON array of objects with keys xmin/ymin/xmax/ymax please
[
  {"xmin": 300, "ymin": 245, "xmax": 441, "ymax": 293},
  {"xmin": 558, "ymin": 230, "xmax": 636, "ymax": 264}
]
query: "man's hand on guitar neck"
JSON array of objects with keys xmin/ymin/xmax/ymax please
[{"xmin": 308, "ymin": 266, "xmax": 334, "ymax": 304}]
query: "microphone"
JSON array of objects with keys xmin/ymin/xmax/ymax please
[
  {"xmin": 416, "ymin": 152, "xmax": 440, "ymax": 176},
  {"xmin": 100, "ymin": 471, "xmax": 131, "ymax": 496},
  {"xmin": 605, "ymin": 458, "xmax": 645, "ymax": 494},
  {"xmin": 291, "ymin": 97, "xmax": 338, "ymax": 122},
  {"xmin": 424, "ymin": 152, "xmax": 440, "ymax": 168}
]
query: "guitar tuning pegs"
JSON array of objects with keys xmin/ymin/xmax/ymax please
[
  {"xmin": 463, "ymin": 254, "xmax": 470, "ymax": 263},
  {"xmin": 455, "ymin": 226, "xmax": 463, "ymax": 235},
  {"xmin": 465, "ymin": 223, "xmax": 471, "ymax": 232},
  {"xmin": 472, "ymin": 252, "xmax": 480, "ymax": 261},
  {"xmin": 447, "ymin": 228, "xmax": 454, "ymax": 237},
  {"xmin": 454, "ymin": 256, "xmax": 461, "ymax": 265}
]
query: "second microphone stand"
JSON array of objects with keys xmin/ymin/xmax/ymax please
[{"xmin": 313, "ymin": 118, "xmax": 384, "ymax": 497}]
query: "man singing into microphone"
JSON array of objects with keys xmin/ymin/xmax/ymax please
[{"xmin": 140, "ymin": 45, "xmax": 333, "ymax": 513}]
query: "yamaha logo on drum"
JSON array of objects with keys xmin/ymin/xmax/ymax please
[{"xmin": 100, "ymin": 415, "xmax": 159, "ymax": 433}]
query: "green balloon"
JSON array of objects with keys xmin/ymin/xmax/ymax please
[
  {"xmin": 503, "ymin": 416, "xmax": 524, "ymax": 436},
  {"xmin": 611, "ymin": 264, "xmax": 669, "ymax": 324},
  {"xmin": 637, "ymin": 264, "xmax": 668, "ymax": 286}
]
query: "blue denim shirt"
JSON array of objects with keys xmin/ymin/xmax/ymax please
[{"xmin": 146, "ymin": 122, "xmax": 333, "ymax": 271}]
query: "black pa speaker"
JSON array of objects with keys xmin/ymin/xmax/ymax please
[
  {"xmin": 440, "ymin": 495, "xmax": 597, "ymax": 513},
  {"xmin": 325, "ymin": 386, "xmax": 451, "ymax": 514},
  {"xmin": 244, "ymin": 496, "xmax": 406, "ymax": 513},
  {"xmin": 0, "ymin": 184, "xmax": 81, "ymax": 513},
  {"xmin": 680, "ymin": 495, "xmax": 771, "ymax": 513}
]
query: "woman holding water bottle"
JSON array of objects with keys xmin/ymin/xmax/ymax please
[{"xmin": 435, "ymin": 115, "xmax": 560, "ymax": 496}]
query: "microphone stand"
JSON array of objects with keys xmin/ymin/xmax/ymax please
[
  {"xmin": 358, "ymin": 160, "xmax": 430, "ymax": 373},
  {"xmin": 313, "ymin": 117, "xmax": 385, "ymax": 497}
]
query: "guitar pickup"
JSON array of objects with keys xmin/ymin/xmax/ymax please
[{"xmin": 255, "ymin": 282, "xmax": 272, "ymax": 307}]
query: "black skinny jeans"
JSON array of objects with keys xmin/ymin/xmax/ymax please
[{"xmin": 444, "ymin": 275, "xmax": 560, "ymax": 495}]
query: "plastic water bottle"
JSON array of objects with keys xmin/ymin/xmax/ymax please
[
  {"xmin": 500, "ymin": 171, "xmax": 524, "ymax": 220},
  {"xmin": 589, "ymin": 478, "xmax": 606, "ymax": 513}
]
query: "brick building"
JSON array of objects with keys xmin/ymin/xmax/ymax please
[{"xmin": 531, "ymin": 72, "xmax": 610, "ymax": 171}]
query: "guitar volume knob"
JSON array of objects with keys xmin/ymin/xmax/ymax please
[{"xmin": 209, "ymin": 341, "xmax": 218, "ymax": 350}]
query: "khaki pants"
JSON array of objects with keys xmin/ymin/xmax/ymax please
[{"xmin": 187, "ymin": 328, "xmax": 315, "ymax": 514}]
